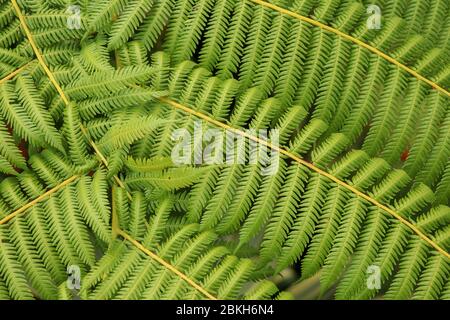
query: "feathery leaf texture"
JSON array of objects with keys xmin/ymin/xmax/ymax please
[{"xmin": 0, "ymin": 0, "xmax": 448, "ymax": 300}]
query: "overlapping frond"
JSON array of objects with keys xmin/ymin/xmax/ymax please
[{"xmin": 0, "ymin": 0, "xmax": 448, "ymax": 301}]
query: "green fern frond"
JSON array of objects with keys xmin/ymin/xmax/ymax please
[{"xmin": 1, "ymin": 0, "xmax": 449, "ymax": 302}]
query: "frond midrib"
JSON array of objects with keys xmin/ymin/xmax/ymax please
[
  {"xmin": 2, "ymin": 0, "xmax": 449, "ymax": 302},
  {"xmin": 248, "ymin": 0, "xmax": 449, "ymax": 97}
]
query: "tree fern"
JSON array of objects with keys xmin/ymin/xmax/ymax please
[{"xmin": 0, "ymin": 0, "xmax": 448, "ymax": 301}]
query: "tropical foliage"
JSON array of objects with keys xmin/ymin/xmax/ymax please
[{"xmin": 0, "ymin": 0, "xmax": 449, "ymax": 300}]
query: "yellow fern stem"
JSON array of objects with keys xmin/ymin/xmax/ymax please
[
  {"xmin": 159, "ymin": 96, "xmax": 450, "ymax": 260},
  {"xmin": 0, "ymin": 175, "xmax": 80, "ymax": 225},
  {"xmin": 249, "ymin": 0, "xmax": 450, "ymax": 98}
]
